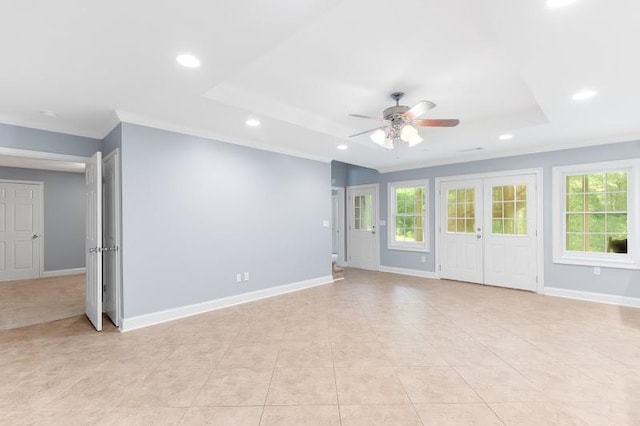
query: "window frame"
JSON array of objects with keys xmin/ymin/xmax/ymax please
[
  {"xmin": 388, "ymin": 179, "xmax": 429, "ymax": 252},
  {"xmin": 552, "ymin": 159, "xmax": 640, "ymax": 269}
]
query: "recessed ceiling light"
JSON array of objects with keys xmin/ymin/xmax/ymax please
[
  {"xmin": 499, "ymin": 134, "xmax": 513, "ymax": 141},
  {"xmin": 40, "ymin": 110, "xmax": 57, "ymax": 118},
  {"xmin": 337, "ymin": 144, "xmax": 348, "ymax": 150},
  {"xmin": 176, "ymin": 54, "xmax": 201, "ymax": 68},
  {"xmin": 546, "ymin": 0, "xmax": 577, "ymax": 9},
  {"xmin": 245, "ymin": 119, "xmax": 261, "ymax": 127},
  {"xmin": 572, "ymin": 89, "xmax": 597, "ymax": 101}
]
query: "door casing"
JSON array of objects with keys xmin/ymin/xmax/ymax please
[
  {"xmin": 435, "ymin": 168, "xmax": 544, "ymax": 293},
  {"xmin": 331, "ymin": 186, "xmax": 346, "ymax": 267},
  {"xmin": 102, "ymin": 149, "xmax": 122, "ymax": 328}
]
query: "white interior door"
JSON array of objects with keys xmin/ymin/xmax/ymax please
[
  {"xmin": 484, "ymin": 175, "xmax": 537, "ymax": 291},
  {"xmin": 439, "ymin": 173, "xmax": 538, "ymax": 291},
  {"xmin": 0, "ymin": 182, "xmax": 42, "ymax": 281},
  {"xmin": 440, "ymin": 180, "xmax": 484, "ymax": 284},
  {"xmin": 85, "ymin": 151, "xmax": 102, "ymax": 331},
  {"xmin": 102, "ymin": 151, "xmax": 120, "ymax": 327},
  {"xmin": 348, "ymin": 185, "xmax": 378, "ymax": 270}
]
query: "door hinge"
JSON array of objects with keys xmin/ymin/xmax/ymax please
[
  {"xmin": 439, "ymin": 264, "xmax": 442, "ymax": 272},
  {"xmin": 535, "ymin": 275, "xmax": 538, "ymax": 283}
]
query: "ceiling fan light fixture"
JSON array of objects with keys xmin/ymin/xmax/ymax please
[
  {"xmin": 370, "ymin": 129, "xmax": 386, "ymax": 145},
  {"xmin": 382, "ymin": 139, "xmax": 394, "ymax": 150},
  {"xmin": 407, "ymin": 134, "xmax": 423, "ymax": 147},
  {"xmin": 400, "ymin": 124, "xmax": 418, "ymax": 142}
]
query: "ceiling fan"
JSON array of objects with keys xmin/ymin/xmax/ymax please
[{"xmin": 348, "ymin": 92, "xmax": 459, "ymax": 149}]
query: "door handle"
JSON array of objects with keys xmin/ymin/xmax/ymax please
[
  {"xmin": 32, "ymin": 234, "xmax": 39, "ymax": 240},
  {"xmin": 477, "ymin": 234, "xmax": 482, "ymax": 239}
]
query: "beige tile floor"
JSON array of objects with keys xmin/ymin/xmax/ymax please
[
  {"xmin": 1, "ymin": 268, "xmax": 640, "ymax": 425},
  {"xmin": 0, "ymin": 274, "xmax": 84, "ymax": 330}
]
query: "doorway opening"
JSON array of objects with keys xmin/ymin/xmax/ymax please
[
  {"xmin": 0, "ymin": 148, "xmax": 121, "ymax": 331},
  {"xmin": 0, "ymin": 157, "xmax": 86, "ymax": 329}
]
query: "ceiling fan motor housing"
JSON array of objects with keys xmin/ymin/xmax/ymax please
[{"xmin": 383, "ymin": 105, "xmax": 410, "ymax": 123}]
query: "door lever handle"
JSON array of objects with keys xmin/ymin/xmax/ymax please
[{"xmin": 32, "ymin": 234, "xmax": 39, "ymax": 240}]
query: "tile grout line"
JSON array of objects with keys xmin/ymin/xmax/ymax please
[{"xmin": 450, "ymin": 365, "xmax": 506, "ymax": 426}]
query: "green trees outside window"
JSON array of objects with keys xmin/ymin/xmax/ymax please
[{"xmin": 565, "ymin": 171, "xmax": 627, "ymax": 253}]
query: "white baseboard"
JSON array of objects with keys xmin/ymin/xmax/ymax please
[
  {"xmin": 41, "ymin": 267, "xmax": 86, "ymax": 278},
  {"xmin": 120, "ymin": 275, "xmax": 334, "ymax": 332},
  {"xmin": 378, "ymin": 265, "xmax": 438, "ymax": 279},
  {"xmin": 544, "ymin": 287, "xmax": 640, "ymax": 308}
]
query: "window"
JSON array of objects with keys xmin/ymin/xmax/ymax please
[
  {"xmin": 491, "ymin": 184, "xmax": 527, "ymax": 235},
  {"xmin": 354, "ymin": 194, "xmax": 372, "ymax": 230},
  {"xmin": 553, "ymin": 159, "xmax": 640, "ymax": 269},
  {"xmin": 447, "ymin": 188, "xmax": 475, "ymax": 233},
  {"xmin": 388, "ymin": 180, "xmax": 428, "ymax": 251}
]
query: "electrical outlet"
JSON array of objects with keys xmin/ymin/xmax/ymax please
[
  {"xmin": 593, "ymin": 266, "xmax": 601, "ymax": 275},
  {"xmin": 244, "ymin": 272, "xmax": 250, "ymax": 281},
  {"xmin": 236, "ymin": 273, "xmax": 242, "ymax": 283}
]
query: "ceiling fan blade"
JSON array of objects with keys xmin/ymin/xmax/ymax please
[
  {"xmin": 348, "ymin": 114, "xmax": 385, "ymax": 121},
  {"xmin": 349, "ymin": 127, "xmax": 383, "ymax": 138},
  {"xmin": 403, "ymin": 100, "xmax": 436, "ymax": 119},
  {"xmin": 414, "ymin": 119, "xmax": 460, "ymax": 127}
]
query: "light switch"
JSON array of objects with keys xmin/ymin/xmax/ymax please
[{"xmin": 322, "ymin": 220, "xmax": 330, "ymax": 227}]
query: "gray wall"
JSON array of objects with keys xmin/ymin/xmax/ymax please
[
  {"xmin": 0, "ymin": 167, "xmax": 85, "ymax": 271},
  {"xmin": 0, "ymin": 122, "xmax": 102, "ymax": 156},
  {"xmin": 331, "ymin": 161, "xmax": 348, "ymax": 187},
  {"xmin": 102, "ymin": 124, "xmax": 121, "ymax": 156},
  {"xmin": 341, "ymin": 139, "xmax": 640, "ymax": 299},
  {"xmin": 120, "ymin": 123, "xmax": 332, "ymax": 317}
]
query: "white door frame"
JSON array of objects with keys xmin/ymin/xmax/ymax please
[
  {"xmin": 102, "ymin": 149, "xmax": 122, "ymax": 328},
  {"xmin": 0, "ymin": 179, "xmax": 44, "ymax": 279},
  {"xmin": 435, "ymin": 168, "xmax": 544, "ymax": 293},
  {"xmin": 346, "ymin": 183, "xmax": 380, "ymax": 270},
  {"xmin": 0, "ymin": 147, "xmax": 89, "ymax": 164},
  {"xmin": 331, "ymin": 186, "xmax": 346, "ymax": 267}
]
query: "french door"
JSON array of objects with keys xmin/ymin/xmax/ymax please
[
  {"xmin": 439, "ymin": 173, "xmax": 538, "ymax": 291},
  {"xmin": 85, "ymin": 151, "xmax": 103, "ymax": 331},
  {"xmin": 347, "ymin": 185, "xmax": 378, "ymax": 270}
]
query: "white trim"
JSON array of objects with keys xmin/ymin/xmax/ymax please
[
  {"xmin": 346, "ymin": 183, "xmax": 380, "ymax": 271},
  {"xmin": 120, "ymin": 275, "xmax": 334, "ymax": 332},
  {"xmin": 387, "ymin": 179, "xmax": 429, "ymax": 252},
  {"xmin": 41, "ymin": 267, "xmax": 86, "ymax": 278},
  {"xmin": 102, "ymin": 149, "xmax": 122, "ymax": 328},
  {"xmin": 115, "ymin": 112, "xmax": 332, "ymax": 164},
  {"xmin": 375, "ymin": 131, "xmax": 640, "ymax": 173},
  {"xmin": 331, "ymin": 186, "xmax": 346, "ymax": 267},
  {"xmin": 0, "ymin": 115, "xmax": 105, "ymax": 140},
  {"xmin": 544, "ymin": 286, "xmax": 640, "ymax": 308},
  {"xmin": 552, "ymin": 159, "xmax": 640, "ymax": 270},
  {"xmin": 434, "ymin": 168, "xmax": 544, "ymax": 294},
  {"xmin": 378, "ymin": 265, "xmax": 438, "ymax": 279},
  {"xmin": 0, "ymin": 147, "xmax": 89, "ymax": 163}
]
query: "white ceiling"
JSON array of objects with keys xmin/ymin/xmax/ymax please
[{"xmin": 1, "ymin": 0, "xmax": 640, "ymax": 171}]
